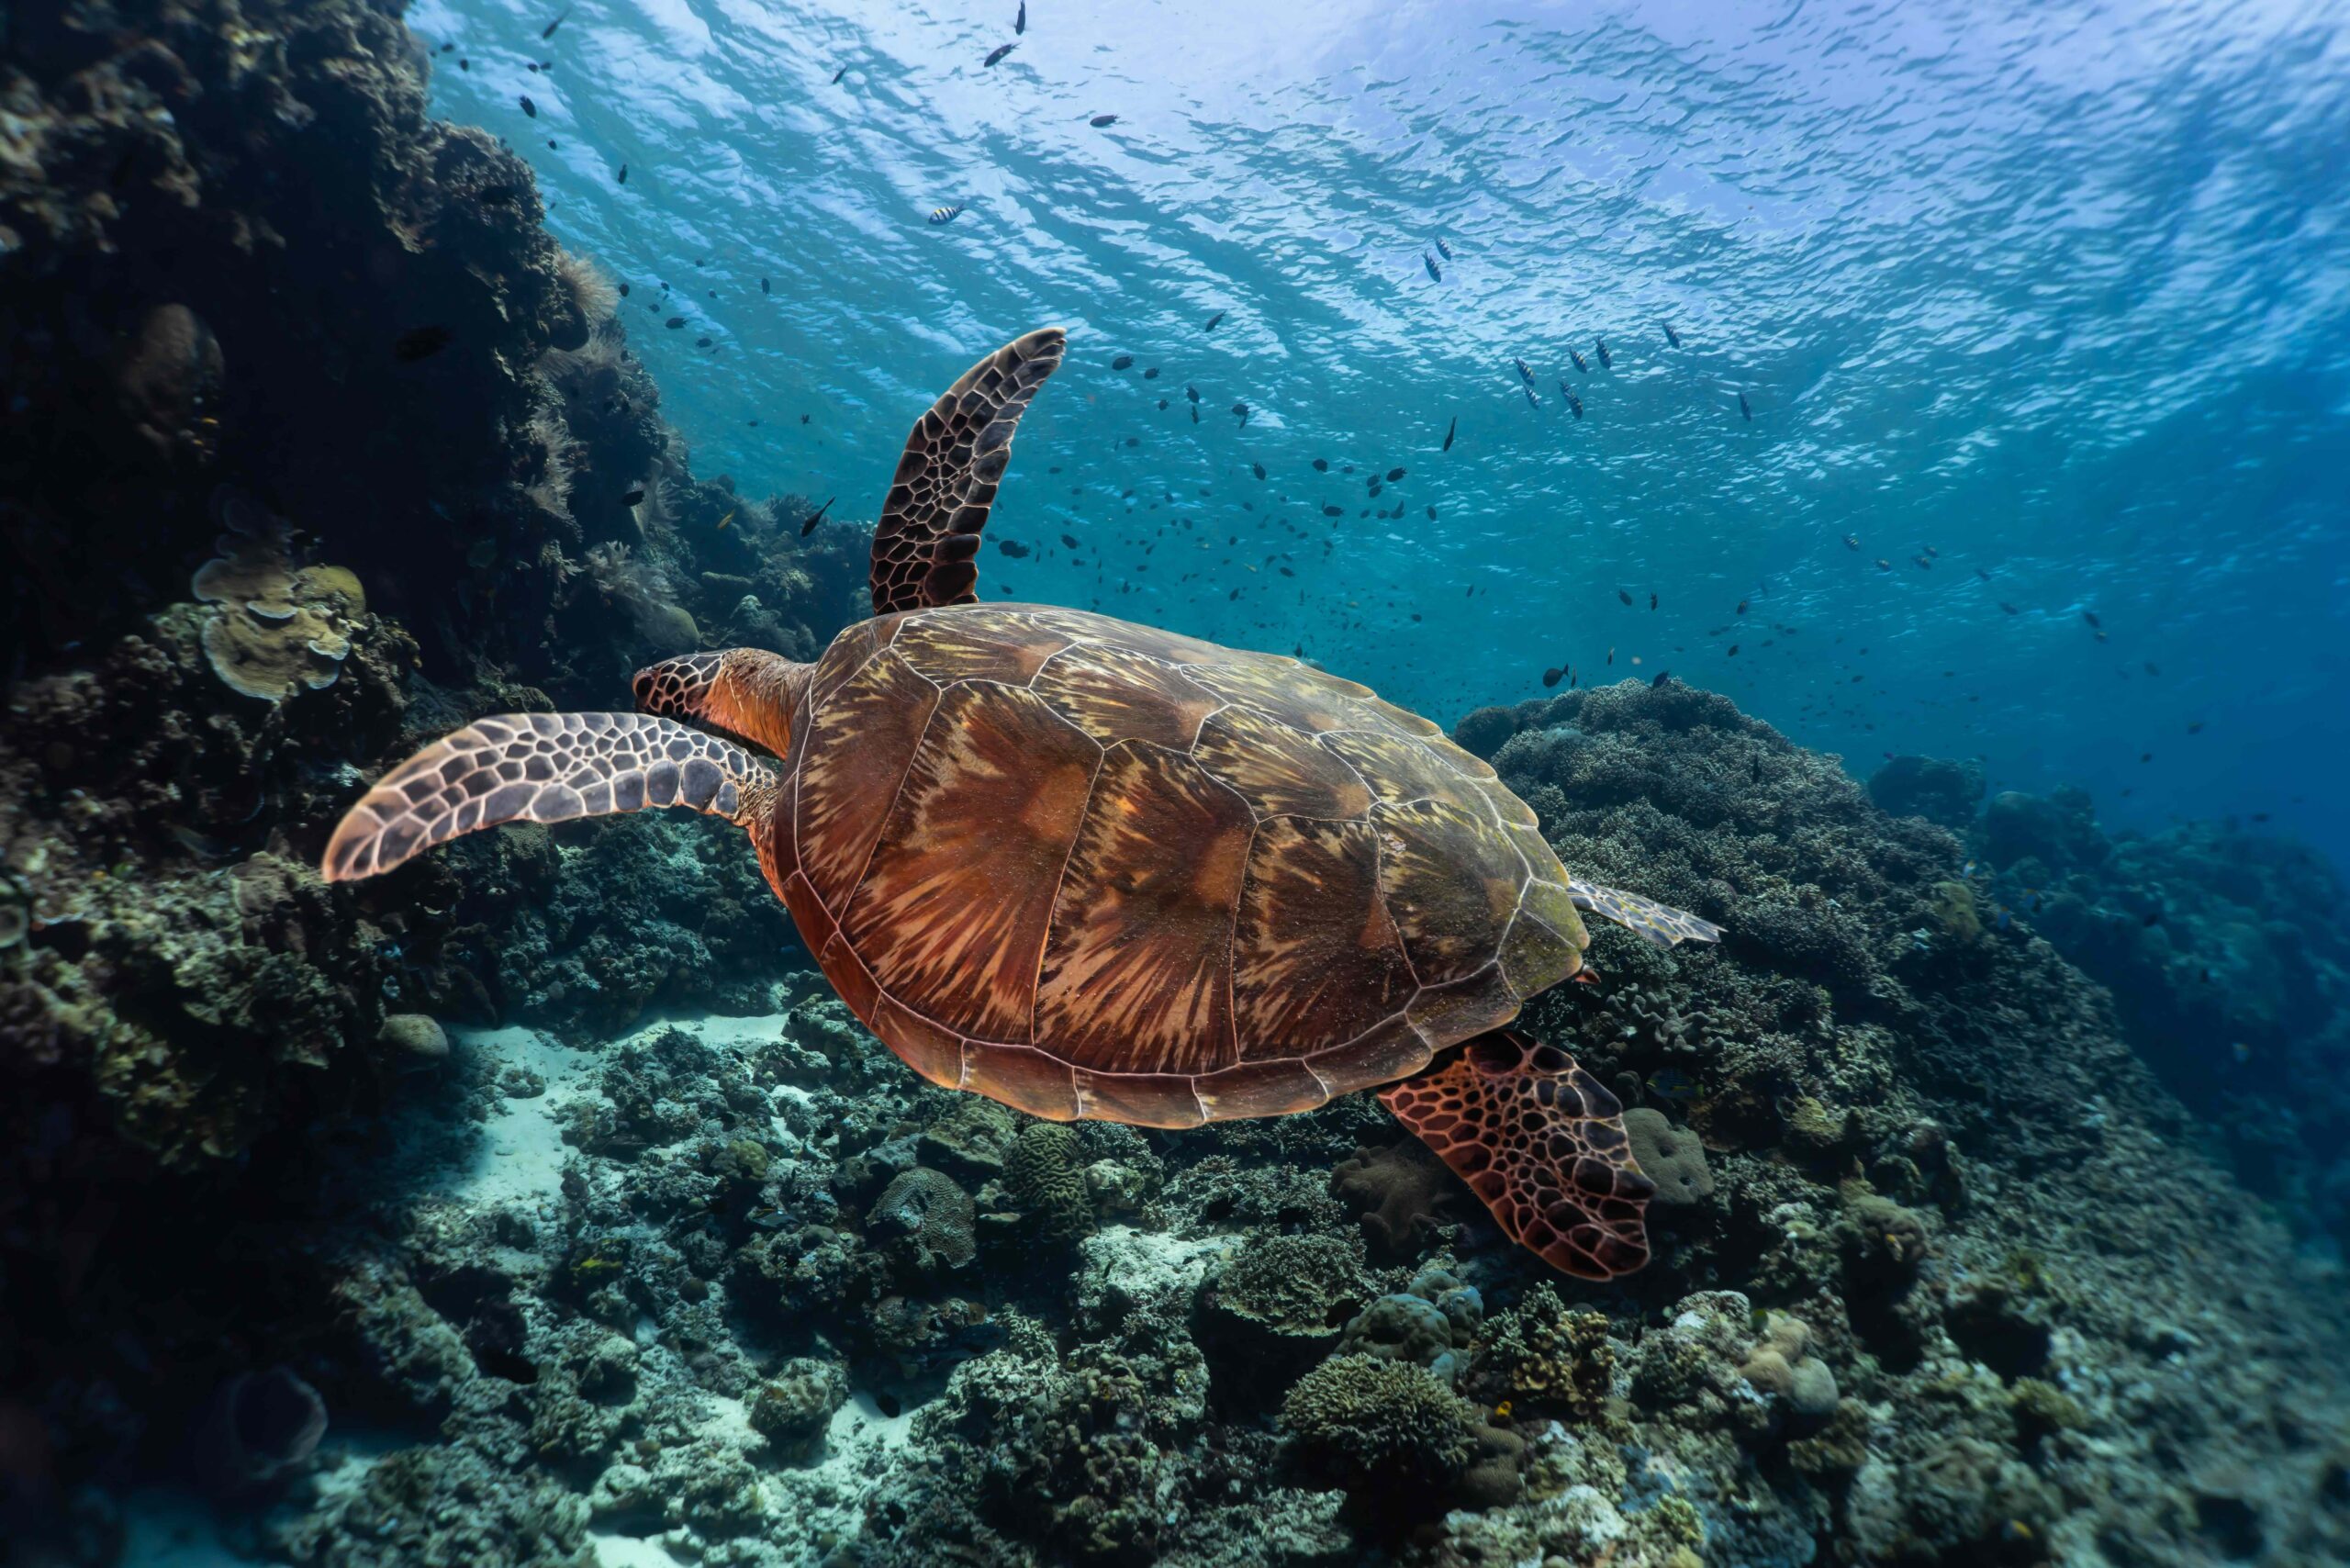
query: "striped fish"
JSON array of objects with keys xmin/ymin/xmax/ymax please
[{"xmin": 928, "ymin": 204, "xmax": 963, "ymax": 225}]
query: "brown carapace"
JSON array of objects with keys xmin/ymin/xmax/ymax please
[{"xmin": 320, "ymin": 327, "xmax": 1722, "ymax": 1282}]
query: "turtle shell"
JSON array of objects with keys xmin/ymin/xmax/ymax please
[{"xmin": 767, "ymin": 604, "xmax": 1592, "ymax": 1129}]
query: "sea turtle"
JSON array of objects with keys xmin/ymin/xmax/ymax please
[{"xmin": 321, "ymin": 329, "xmax": 1721, "ymax": 1279}]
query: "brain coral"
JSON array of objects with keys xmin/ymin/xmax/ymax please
[
  {"xmin": 190, "ymin": 492, "xmax": 366, "ymax": 701},
  {"xmin": 1003, "ymin": 1121, "xmax": 1092, "ymax": 1244}
]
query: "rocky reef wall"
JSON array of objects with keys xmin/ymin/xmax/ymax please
[{"xmin": 0, "ymin": 0, "xmax": 863, "ymax": 1523}]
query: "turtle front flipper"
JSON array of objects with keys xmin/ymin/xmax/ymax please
[
  {"xmin": 1568, "ymin": 879, "xmax": 1723, "ymax": 949},
  {"xmin": 869, "ymin": 327, "xmax": 1066, "ymax": 614},
  {"xmin": 1378, "ymin": 1029, "xmax": 1654, "ymax": 1281},
  {"xmin": 320, "ymin": 712, "xmax": 777, "ymax": 883}
]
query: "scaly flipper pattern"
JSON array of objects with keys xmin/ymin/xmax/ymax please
[
  {"xmin": 1568, "ymin": 879, "xmax": 1722, "ymax": 948},
  {"xmin": 1380, "ymin": 1028, "xmax": 1654, "ymax": 1280},
  {"xmin": 870, "ymin": 327, "xmax": 1067, "ymax": 613},
  {"xmin": 320, "ymin": 712, "xmax": 776, "ymax": 882}
]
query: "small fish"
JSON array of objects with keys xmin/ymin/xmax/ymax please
[
  {"xmin": 1875, "ymin": 558, "xmax": 1893, "ymax": 571},
  {"xmin": 1617, "ymin": 588, "xmax": 1633, "ymax": 607},
  {"xmin": 1542, "ymin": 667, "xmax": 1563, "ymax": 688},
  {"xmin": 1143, "ymin": 366, "xmax": 1159, "ymax": 379},
  {"xmin": 1649, "ymin": 592, "xmax": 1658, "ymax": 610},
  {"xmin": 1662, "ymin": 321, "xmax": 1682, "ymax": 348},
  {"xmin": 520, "ymin": 95, "xmax": 537, "ymax": 118},
  {"xmin": 1736, "ymin": 599, "xmax": 1748, "ymax": 615},
  {"xmin": 1913, "ymin": 554, "xmax": 1933, "ymax": 570},
  {"xmin": 928, "ymin": 205, "xmax": 963, "ymax": 224},
  {"xmin": 542, "ymin": 7, "xmax": 570, "ymax": 40},
  {"xmin": 833, "ymin": 64, "xmax": 848, "ymax": 84},
  {"xmin": 695, "ymin": 336, "xmax": 712, "ymax": 348},
  {"xmin": 1112, "ymin": 353, "xmax": 1134, "ymax": 369},
  {"xmin": 1596, "ymin": 338, "xmax": 1612, "ymax": 368},
  {"xmin": 393, "ymin": 325, "xmax": 453, "ymax": 363},
  {"xmin": 617, "ymin": 162, "xmax": 627, "ymax": 184},
  {"xmin": 1384, "ymin": 467, "xmax": 1404, "ymax": 483},
  {"xmin": 1426, "ymin": 504, "xmax": 1437, "ymax": 521},
  {"xmin": 1323, "ymin": 504, "xmax": 1343, "ymax": 517},
  {"xmin": 1514, "ymin": 357, "xmax": 1536, "ymax": 387},
  {"xmin": 1313, "ymin": 458, "xmax": 1328, "ymax": 472},
  {"xmin": 1435, "ymin": 237, "xmax": 1453, "ymax": 260},
  {"xmin": 621, "ymin": 488, "xmax": 645, "ymax": 506},
  {"xmin": 799, "ymin": 496, "xmax": 835, "ymax": 535},
  {"xmin": 1651, "ymin": 669, "xmax": 1672, "ymax": 688},
  {"xmin": 1727, "ymin": 644, "xmax": 1740, "ymax": 656},
  {"xmin": 1204, "ymin": 310, "xmax": 1225, "ymax": 331},
  {"xmin": 1999, "ymin": 601, "xmax": 2020, "ymax": 614},
  {"xmin": 716, "ymin": 509, "xmax": 734, "ymax": 531},
  {"xmin": 998, "ymin": 539, "xmax": 1032, "ymax": 558},
  {"xmin": 984, "ymin": 43, "xmax": 1017, "ymax": 68},
  {"xmin": 665, "ymin": 315, "xmax": 686, "ymax": 329},
  {"xmin": 1187, "ymin": 385, "xmax": 1200, "ymax": 403},
  {"xmin": 1843, "ymin": 533, "xmax": 1861, "ymax": 550},
  {"xmin": 1231, "ymin": 401, "xmax": 1249, "ymax": 419},
  {"xmin": 1522, "ymin": 385, "xmax": 1539, "ymax": 409},
  {"xmin": 2143, "ymin": 661, "xmax": 2160, "ymax": 677},
  {"xmin": 2188, "ymin": 720, "xmax": 2205, "ymax": 734},
  {"xmin": 1739, "ymin": 391, "xmax": 1751, "ymax": 420},
  {"xmin": 1564, "ymin": 388, "xmax": 1583, "ymax": 419},
  {"xmin": 1424, "ymin": 252, "xmax": 1442, "ymax": 282},
  {"xmin": 2083, "ymin": 609, "xmax": 2101, "ymax": 629},
  {"xmin": 1443, "ymin": 416, "xmax": 1457, "ymax": 452},
  {"xmin": 1017, "ymin": 1, "xmax": 1028, "ymax": 34},
  {"xmin": 1251, "ymin": 462, "xmax": 1267, "ymax": 479},
  {"xmin": 1570, "ymin": 349, "xmax": 1588, "ymax": 374},
  {"xmin": 1091, "ymin": 113, "xmax": 1119, "ymax": 128},
  {"xmin": 1646, "ymin": 1068, "xmax": 1697, "ymax": 1104},
  {"xmin": 1061, "ymin": 533, "xmax": 1080, "ymax": 548}
]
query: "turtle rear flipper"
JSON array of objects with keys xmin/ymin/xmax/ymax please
[
  {"xmin": 1379, "ymin": 1029, "xmax": 1654, "ymax": 1281},
  {"xmin": 320, "ymin": 712, "xmax": 777, "ymax": 882},
  {"xmin": 1568, "ymin": 879, "xmax": 1722, "ymax": 949}
]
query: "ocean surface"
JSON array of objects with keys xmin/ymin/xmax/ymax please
[{"xmin": 411, "ymin": 0, "xmax": 2350, "ymax": 871}]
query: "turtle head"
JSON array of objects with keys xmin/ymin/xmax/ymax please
[{"xmin": 633, "ymin": 647, "xmax": 810, "ymax": 763}]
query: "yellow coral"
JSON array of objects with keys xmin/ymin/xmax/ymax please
[{"xmin": 190, "ymin": 492, "xmax": 365, "ymax": 701}]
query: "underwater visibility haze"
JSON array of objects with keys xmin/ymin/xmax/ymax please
[{"xmin": 2, "ymin": 2, "xmax": 2349, "ymax": 1567}]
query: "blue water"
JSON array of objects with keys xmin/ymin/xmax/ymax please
[{"xmin": 411, "ymin": 0, "xmax": 2350, "ymax": 869}]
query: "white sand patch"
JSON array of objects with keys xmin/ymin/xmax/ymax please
[{"xmin": 445, "ymin": 1024, "xmax": 597, "ymax": 1212}]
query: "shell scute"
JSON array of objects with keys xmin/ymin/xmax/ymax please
[
  {"xmin": 1193, "ymin": 705, "xmax": 1373, "ymax": 820},
  {"xmin": 1372, "ymin": 797, "xmax": 1528, "ymax": 985},
  {"xmin": 1034, "ymin": 742, "xmax": 1251, "ymax": 1075},
  {"xmin": 796, "ymin": 647, "xmax": 940, "ymax": 911},
  {"xmin": 1031, "ymin": 640, "xmax": 1220, "ymax": 750},
  {"xmin": 1232, "ymin": 814, "xmax": 1415, "ymax": 1050},
  {"xmin": 844, "ymin": 680, "xmax": 1099, "ymax": 1040}
]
